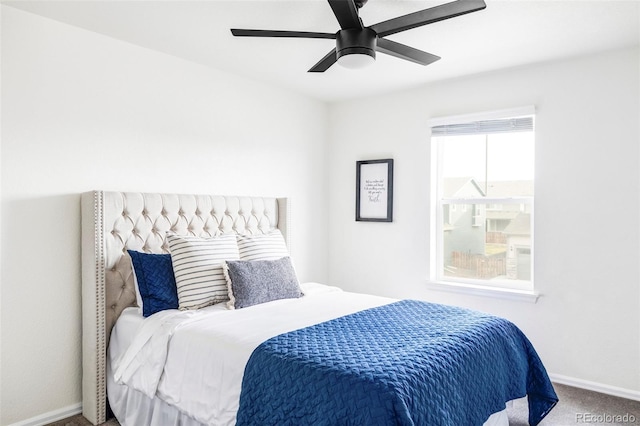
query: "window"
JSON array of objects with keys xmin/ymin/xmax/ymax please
[{"xmin": 429, "ymin": 107, "xmax": 535, "ymax": 293}]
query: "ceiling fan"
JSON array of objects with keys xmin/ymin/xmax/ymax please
[{"xmin": 230, "ymin": 0, "xmax": 486, "ymax": 72}]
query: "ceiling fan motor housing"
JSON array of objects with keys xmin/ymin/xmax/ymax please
[{"xmin": 336, "ymin": 28, "xmax": 377, "ymax": 61}]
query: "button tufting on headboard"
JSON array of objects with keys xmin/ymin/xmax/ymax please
[{"xmin": 81, "ymin": 191, "xmax": 290, "ymax": 425}]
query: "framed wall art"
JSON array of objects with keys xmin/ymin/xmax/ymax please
[{"xmin": 356, "ymin": 159, "xmax": 394, "ymax": 222}]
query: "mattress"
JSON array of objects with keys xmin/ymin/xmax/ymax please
[{"xmin": 107, "ymin": 283, "xmax": 521, "ymax": 426}]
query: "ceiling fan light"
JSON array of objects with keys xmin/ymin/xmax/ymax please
[{"xmin": 337, "ymin": 50, "xmax": 376, "ymax": 69}]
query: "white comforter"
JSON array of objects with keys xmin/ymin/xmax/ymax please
[{"xmin": 111, "ymin": 283, "xmax": 393, "ymax": 425}]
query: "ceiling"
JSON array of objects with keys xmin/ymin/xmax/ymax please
[{"xmin": 4, "ymin": 0, "xmax": 639, "ymax": 102}]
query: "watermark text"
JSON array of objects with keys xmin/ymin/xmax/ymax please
[{"xmin": 576, "ymin": 412, "xmax": 637, "ymax": 424}]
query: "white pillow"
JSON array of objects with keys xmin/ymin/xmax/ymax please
[
  {"xmin": 129, "ymin": 253, "xmax": 144, "ymax": 313},
  {"xmin": 236, "ymin": 230, "xmax": 289, "ymax": 261},
  {"xmin": 167, "ymin": 233, "xmax": 240, "ymax": 310}
]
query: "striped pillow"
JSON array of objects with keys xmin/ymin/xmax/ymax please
[
  {"xmin": 237, "ymin": 230, "xmax": 289, "ymax": 261},
  {"xmin": 167, "ymin": 233, "xmax": 239, "ymax": 310}
]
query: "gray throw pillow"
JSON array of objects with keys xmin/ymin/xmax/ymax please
[{"xmin": 224, "ymin": 257, "xmax": 303, "ymax": 309}]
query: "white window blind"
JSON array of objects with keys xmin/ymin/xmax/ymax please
[{"xmin": 431, "ymin": 116, "xmax": 534, "ymax": 137}]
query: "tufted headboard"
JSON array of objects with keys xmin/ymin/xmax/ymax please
[{"xmin": 80, "ymin": 191, "xmax": 290, "ymax": 425}]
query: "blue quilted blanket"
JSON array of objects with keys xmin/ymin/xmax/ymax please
[{"xmin": 237, "ymin": 300, "xmax": 557, "ymax": 426}]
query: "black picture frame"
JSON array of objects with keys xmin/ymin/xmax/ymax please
[{"xmin": 356, "ymin": 159, "xmax": 394, "ymax": 222}]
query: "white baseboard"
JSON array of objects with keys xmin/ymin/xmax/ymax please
[
  {"xmin": 550, "ymin": 373, "xmax": 640, "ymax": 402},
  {"xmin": 7, "ymin": 402, "xmax": 82, "ymax": 426}
]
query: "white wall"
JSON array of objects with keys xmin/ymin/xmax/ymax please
[
  {"xmin": 0, "ymin": 6, "xmax": 328, "ymax": 424},
  {"xmin": 0, "ymin": 4, "xmax": 3, "ymax": 423},
  {"xmin": 328, "ymin": 47, "xmax": 640, "ymax": 395}
]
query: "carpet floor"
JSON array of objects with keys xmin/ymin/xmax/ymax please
[
  {"xmin": 507, "ymin": 383, "xmax": 639, "ymax": 425},
  {"xmin": 47, "ymin": 383, "xmax": 639, "ymax": 426}
]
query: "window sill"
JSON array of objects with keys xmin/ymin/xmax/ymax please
[{"xmin": 426, "ymin": 280, "xmax": 540, "ymax": 303}]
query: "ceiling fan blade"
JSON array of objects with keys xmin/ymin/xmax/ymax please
[
  {"xmin": 376, "ymin": 38, "xmax": 440, "ymax": 66},
  {"xmin": 328, "ymin": 0, "xmax": 363, "ymax": 30},
  {"xmin": 370, "ymin": 0, "xmax": 486, "ymax": 38},
  {"xmin": 231, "ymin": 29, "xmax": 336, "ymax": 39},
  {"xmin": 308, "ymin": 48, "xmax": 338, "ymax": 72}
]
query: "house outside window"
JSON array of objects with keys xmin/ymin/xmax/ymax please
[{"xmin": 429, "ymin": 107, "xmax": 535, "ymax": 293}]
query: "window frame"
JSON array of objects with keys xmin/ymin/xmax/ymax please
[{"xmin": 428, "ymin": 106, "xmax": 538, "ymax": 301}]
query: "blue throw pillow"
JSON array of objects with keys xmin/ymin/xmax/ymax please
[{"xmin": 128, "ymin": 250, "xmax": 179, "ymax": 317}]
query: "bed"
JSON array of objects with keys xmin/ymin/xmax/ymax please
[{"xmin": 81, "ymin": 190, "xmax": 557, "ymax": 426}]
